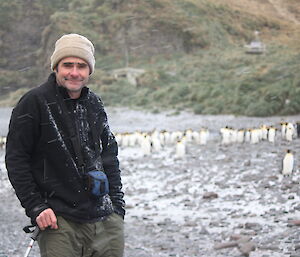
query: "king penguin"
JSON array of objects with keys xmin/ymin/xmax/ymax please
[
  {"xmin": 268, "ymin": 126, "xmax": 276, "ymax": 143},
  {"xmin": 281, "ymin": 122, "xmax": 287, "ymax": 139},
  {"xmin": 0, "ymin": 136, "xmax": 6, "ymax": 149},
  {"xmin": 175, "ymin": 138, "xmax": 186, "ymax": 158},
  {"xmin": 282, "ymin": 149, "xmax": 294, "ymax": 176},
  {"xmin": 220, "ymin": 126, "xmax": 230, "ymax": 145},
  {"xmin": 237, "ymin": 129, "xmax": 245, "ymax": 143},
  {"xmin": 141, "ymin": 134, "xmax": 152, "ymax": 156},
  {"xmin": 285, "ymin": 122, "xmax": 295, "ymax": 141}
]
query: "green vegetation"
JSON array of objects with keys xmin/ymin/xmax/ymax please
[
  {"xmin": 93, "ymin": 42, "xmax": 300, "ymax": 116},
  {"xmin": 0, "ymin": 0, "xmax": 299, "ymax": 116}
]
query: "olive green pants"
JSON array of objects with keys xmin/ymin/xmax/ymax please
[{"xmin": 37, "ymin": 213, "xmax": 124, "ymax": 257}]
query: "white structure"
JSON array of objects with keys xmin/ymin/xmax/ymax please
[
  {"xmin": 111, "ymin": 67, "xmax": 145, "ymax": 86},
  {"xmin": 245, "ymin": 31, "xmax": 266, "ymax": 54}
]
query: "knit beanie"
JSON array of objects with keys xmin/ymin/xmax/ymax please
[{"xmin": 50, "ymin": 33, "xmax": 95, "ymax": 74}]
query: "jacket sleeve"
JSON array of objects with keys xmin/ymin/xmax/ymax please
[
  {"xmin": 100, "ymin": 112, "xmax": 125, "ymax": 218},
  {"xmin": 5, "ymin": 93, "xmax": 49, "ymax": 223}
]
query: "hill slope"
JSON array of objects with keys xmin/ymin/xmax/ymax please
[{"xmin": 0, "ymin": 0, "xmax": 299, "ymax": 116}]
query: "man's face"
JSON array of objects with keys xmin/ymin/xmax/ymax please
[{"xmin": 55, "ymin": 57, "xmax": 90, "ymax": 98}]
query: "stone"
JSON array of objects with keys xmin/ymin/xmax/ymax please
[
  {"xmin": 238, "ymin": 241, "xmax": 256, "ymax": 256},
  {"xmin": 203, "ymin": 192, "xmax": 218, "ymax": 199},
  {"xmin": 214, "ymin": 241, "xmax": 238, "ymax": 250}
]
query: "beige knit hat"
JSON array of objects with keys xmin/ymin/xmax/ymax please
[{"xmin": 50, "ymin": 33, "xmax": 95, "ymax": 74}]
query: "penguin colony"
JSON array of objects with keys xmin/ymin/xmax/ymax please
[
  {"xmin": 114, "ymin": 121, "xmax": 298, "ymax": 163},
  {"xmin": 219, "ymin": 122, "xmax": 298, "ymax": 145},
  {"xmin": 115, "ymin": 128, "xmax": 210, "ymax": 158},
  {"xmin": 0, "ymin": 122, "xmax": 296, "ymax": 150},
  {"xmin": 0, "ymin": 121, "xmax": 297, "ymax": 171}
]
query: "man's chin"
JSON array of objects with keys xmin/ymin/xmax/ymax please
[{"xmin": 65, "ymin": 83, "xmax": 84, "ymax": 91}]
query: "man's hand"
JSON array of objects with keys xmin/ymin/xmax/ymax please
[{"xmin": 36, "ymin": 208, "xmax": 58, "ymax": 230}]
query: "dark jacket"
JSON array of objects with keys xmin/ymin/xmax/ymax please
[{"xmin": 5, "ymin": 73, "xmax": 125, "ymax": 224}]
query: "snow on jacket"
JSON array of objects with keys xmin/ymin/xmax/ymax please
[{"xmin": 5, "ymin": 73, "xmax": 125, "ymax": 224}]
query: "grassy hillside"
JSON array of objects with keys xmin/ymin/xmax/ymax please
[{"xmin": 0, "ymin": 0, "xmax": 299, "ymax": 116}]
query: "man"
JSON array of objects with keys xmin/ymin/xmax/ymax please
[{"xmin": 5, "ymin": 33, "xmax": 125, "ymax": 257}]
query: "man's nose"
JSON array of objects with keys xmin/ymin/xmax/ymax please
[{"xmin": 70, "ymin": 66, "xmax": 80, "ymax": 76}]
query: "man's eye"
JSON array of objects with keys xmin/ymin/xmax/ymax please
[
  {"xmin": 78, "ymin": 63, "xmax": 88, "ymax": 69},
  {"xmin": 62, "ymin": 63, "xmax": 74, "ymax": 68}
]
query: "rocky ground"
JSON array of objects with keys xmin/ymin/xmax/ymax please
[{"xmin": 1, "ymin": 108, "xmax": 300, "ymax": 257}]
